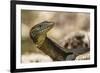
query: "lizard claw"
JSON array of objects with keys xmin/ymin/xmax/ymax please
[{"xmin": 65, "ymin": 54, "xmax": 76, "ymax": 60}]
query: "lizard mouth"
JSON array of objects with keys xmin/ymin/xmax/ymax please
[
  {"xmin": 46, "ymin": 23, "xmax": 54, "ymax": 30},
  {"xmin": 40, "ymin": 21, "xmax": 55, "ymax": 33},
  {"xmin": 44, "ymin": 21, "xmax": 55, "ymax": 29}
]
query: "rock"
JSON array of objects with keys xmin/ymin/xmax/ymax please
[
  {"xmin": 63, "ymin": 31, "xmax": 90, "ymax": 49},
  {"xmin": 61, "ymin": 31, "xmax": 90, "ymax": 60}
]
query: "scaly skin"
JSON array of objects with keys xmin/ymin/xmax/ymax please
[{"xmin": 30, "ymin": 21, "xmax": 89, "ymax": 61}]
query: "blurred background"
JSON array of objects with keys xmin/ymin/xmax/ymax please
[{"xmin": 21, "ymin": 10, "xmax": 90, "ymax": 63}]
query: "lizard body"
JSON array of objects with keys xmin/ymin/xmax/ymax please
[{"xmin": 30, "ymin": 21, "xmax": 89, "ymax": 61}]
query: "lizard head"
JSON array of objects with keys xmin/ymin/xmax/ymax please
[{"xmin": 30, "ymin": 21, "xmax": 54, "ymax": 47}]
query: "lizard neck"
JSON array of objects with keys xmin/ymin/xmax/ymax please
[
  {"xmin": 38, "ymin": 37, "xmax": 72, "ymax": 61},
  {"xmin": 32, "ymin": 33, "xmax": 47, "ymax": 48}
]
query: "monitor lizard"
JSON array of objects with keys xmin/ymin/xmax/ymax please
[{"xmin": 30, "ymin": 21, "xmax": 89, "ymax": 61}]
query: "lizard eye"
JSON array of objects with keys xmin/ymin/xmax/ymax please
[
  {"xmin": 39, "ymin": 25, "xmax": 42, "ymax": 28},
  {"xmin": 38, "ymin": 24, "xmax": 42, "ymax": 28}
]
